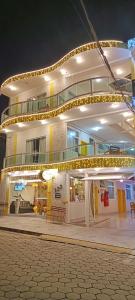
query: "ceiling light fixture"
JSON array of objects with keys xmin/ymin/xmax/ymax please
[
  {"xmin": 116, "ymin": 68, "xmax": 123, "ymax": 75},
  {"xmin": 94, "ymin": 168, "xmax": 102, "ymax": 172},
  {"xmin": 100, "ymin": 119, "xmax": 108, "ymax": 124},
  {"xmin": 127, "ymin": 118, "xmax": 133, "ymax": 122},
  {"xmin": 111, "ymin": 103, "xmax": 120, "ymax": 108},
  {"xmin": 92, "ymin": 126, "xmax": 102, "ymax": 131},
  {"xmin": 75, "ymin": 56, "xmax": 83, "ymax": 64},
  {"xmin": 79, "ymin": 106, "xmax": 87, "ymax": 112},
  {"xmin": 59, "ymin": 115, "xmax": 67, "ymax": 120},
  {"xmin": 40, "ymin": 120, "xmax": 48, "ymax": 125},
  {"xmin": 60, "ymin": 68, "xmax": 67, "ymax": 75},
  {"xmin": 3, "ymin": 128, "xmax": 11, "ymax": 133},
  {"xmin": 122, "ymin": 111, "xmax": 133, "ymax": 118},
  {"xmin": 9, "ymin": 85, "xmax": 17, "ymax": 91},
  {"xmin": 82, "ymin": 175, "xmax": 123, "ymax": 180},
  {"xmin": 95, "ymin": 78, "xmax": 102, "ymax": 82},
  {"xmin": 114, "ymin": 167, "xmax": 120, "ymax": 171},
  {"xmin": 17, "ymin": 123, "xmax": 26, "ymax": 128},
  {"xmin": 44, "ymin": 75, "xmax": 50, "ymax": 82}
]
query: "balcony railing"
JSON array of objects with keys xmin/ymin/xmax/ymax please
[
  {"xmin": 4, "ymin": 142, "xmax": 135, "ymax": 168},
  {"xmin": 1, "ymin": 77, "xmax": 132, "ymax": 123}
]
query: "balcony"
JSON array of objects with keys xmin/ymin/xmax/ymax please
[
  {"xmin": 4, "ymin": 142, "xmax": 135, "ymax": 169},
  {"xmin": 1, "ymin": 77, "xmax": 132, "ymax": 123}
]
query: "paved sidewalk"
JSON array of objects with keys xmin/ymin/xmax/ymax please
[
  {"xmin": 0, "ymin": 214, "xmax": 135, "ymax": 250},
  {"xmin": 1, "ymin": 230, "xmax": 135, "ymax": 300}
]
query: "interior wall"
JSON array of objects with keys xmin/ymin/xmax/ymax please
[{"xmin": 10, "ymin": 184, "xmax": 35, "ymax": 204}]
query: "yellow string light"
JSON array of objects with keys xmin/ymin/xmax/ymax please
[
  {"xmin": 1, "ymin": 94, "xmax": 130, "ymax": 128},
  {"xmin": 2, "ymin": 157, "xmax": 135, "ymax": 174},
  {"xmin": 1, "ymin": 40, "xmax": 126, "ymax": 89}
]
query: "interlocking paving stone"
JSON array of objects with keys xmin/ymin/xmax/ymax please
[{"xmin": 0, "ymin": 230, "xmax": 135, "ymax": 300}]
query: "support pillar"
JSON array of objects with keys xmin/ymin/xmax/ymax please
[
  {"xmin": 0, "ymin": 172, "xmax": 10, "ymax": 215},
  {"xmin": 65, "ymin": 172, "xmax": 70, "ymax": 223},
  {"xmin": 85, "ymin": 175, "xmax": 95, "ymax": 226},
  {"xmin": 85, "ymin": 173, "xmax": 90, "ymax": 226}
]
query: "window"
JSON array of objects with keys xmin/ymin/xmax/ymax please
[
  {"xmin": 26, "ymin": 137, "xmax": 46, "ymax": 154},
  {"xmin": 26, "ymin": 137, "xmax": 46, "ymax": 163},
  {"xmin": 126, "ymin": 184, "xmax": 132, "ymax": 201},
  {"xmin": 67, "ymin": 128, "xmax": 79, "ymax": 152},
  {"xmin": 108, "ymin": 181, "xmax": 115, "ymax": 199}
]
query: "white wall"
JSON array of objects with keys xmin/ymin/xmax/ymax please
[
  {"xmin": 52, "ymin": 172, "xmax": 67, "ymax": 207},
  {"xmin": 6, "ymin": 121, "xmax": 67, "ymax": 156},
  {"xmin": 70, "ymin": 202, "xmax": 85, "ymax": 221}
]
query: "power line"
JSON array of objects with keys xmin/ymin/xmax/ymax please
[{"xmin": 73, "ymin": 0, "xmax": 135, "ymax": 114}]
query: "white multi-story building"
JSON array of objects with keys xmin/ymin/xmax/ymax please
[{"xmin": 0, "ymin": 40, "xmax": 135, "ymax": 224}]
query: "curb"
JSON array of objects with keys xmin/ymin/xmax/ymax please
[
  {"xmin": 0, "ymin": 226, "xmax": 40, "ymax": 236},
  {"xmin": 39, "ymin": 234, "xmax": 133, "ymax": 255},
  {"xmin": 0, "ymin": 226, "xmax": 134, "ymax": 255}
]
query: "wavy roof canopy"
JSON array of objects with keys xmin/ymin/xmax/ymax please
[{"xmin": 1, "ymin": 40, "xmax": 130, "ymax": 97}]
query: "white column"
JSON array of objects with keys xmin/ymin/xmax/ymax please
[
  {"xmin": 85, "ymin": 173, "xmax": 90, "ymax": 226},
  {"xmin": 65, "ymin": 172, "xmax": 70, "ymax": 223},
  {"xmin": 85, "ymin": 175, "xmax": 95, "ymax": 226},
  {"xmin": 0, "ymin": 173, "xmax": 10, "ymax": 215}
]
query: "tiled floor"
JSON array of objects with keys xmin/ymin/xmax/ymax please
[{"xmin": 0, "ymin": 213, "xmax": 135, "ymax": 249}]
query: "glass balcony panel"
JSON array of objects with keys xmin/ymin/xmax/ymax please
[
  {"xmin": 92, "ymin": 78, "xmax": 110, "ymax": 94},
  {"xmin": 22, "ymin": 102, "xmax": 28, "ymax": 114},
  {"xmin": 77, "ymin": 80, "xmax": 91, "ymax": 96},
  {"xmin": 1, "ymin": 77, "xmax": 132, "ymax": 123}
]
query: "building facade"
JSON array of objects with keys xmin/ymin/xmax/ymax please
[{"xmin": 0, "ymin": 40, "xmax": 135, "ymax": 224}]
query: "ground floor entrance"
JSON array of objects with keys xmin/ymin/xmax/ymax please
[{"xmin": 0, "ymin": 169, "xmax": 135, "ymax": 225}]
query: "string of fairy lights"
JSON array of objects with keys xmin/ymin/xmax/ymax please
[
  {"xmin": 2, "ymin": 157, "xmax": 135, "ymax": 174},
  {"xmin": 1, "ymin": 94, "xmax": 130, "ymax": 129},
  {"xmin": 1, "ymin": 40, "xmax": 125, "ymax": 90}
]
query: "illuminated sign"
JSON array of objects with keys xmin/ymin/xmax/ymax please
[{"xmin": 42, "ymin": 169, "xmax": 58, "ymax": 181}]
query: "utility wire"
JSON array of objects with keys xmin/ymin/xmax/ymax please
[
  {"xmin": 69, "ymin": 0, "xmax": 92, "ymax": 40},
  {"xmin": 73, "ymin": 0, "xmax": 135, "ymax": 114}
]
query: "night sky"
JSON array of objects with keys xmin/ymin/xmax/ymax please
[{"xmin": 0, "ymin": 0, "xmax": 135, "ymax": 114}]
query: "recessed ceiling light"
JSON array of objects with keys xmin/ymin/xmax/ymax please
[
  {"xmin": 100, "ymin": 119, "xmax": 108, "ymax": 124},
  {"xmin": 40, "ymin": 120, "xmax": 48, "ymax": 125},
  {"xmin": 103, "ymin": 50, "xmax": 108, "ymax": 57},
  {"xmin": 127, "ymin": 117, "xmax": 133, "ymax": 122},
  {"xmin": 79, "ymin": 106, "xmax": 87, "ymax": 112},
  {"xmin": 82, "ymin": 175, "xmax": 123, "ymax": 180},
  {"xmin": 95, "ymin": 78, "xmax": 102, "ymax": 82},
  {"xmin": 120, "ymin": 179, "xmax": 123, "ymax": 182},
  {"xmin": 111, "ymin": 103, "xmax": 120, "ymax": 108},
  {"xmin": 114, "ymin": 167, "xmax": 120, "ymax": 171},
  {"xmin": 92, "ymin": 126, "xmax": 102, "ymax": 131},
  {"xmin": 130, "ymin": 148, "xmax": 134, "ymax": 151},
  {"xmin": 94, "ymin": 168, "xmax": 102, "ymax": 171},
  {"xmin": 17, "ymin": 123, "xmax": 26, "ymax": 128},
  {"xmin": 75, "ymin": 56, "xmax": 83, "ymax": 64},
  {"xmin": 116, "ymin": 68, "xmax": 123, "ymax": 75},
  {"xmin": 60, "ymin": 68, "xmax": 67, "ymax": 75},
  {"xmin": 59, "ymin": 115, "xmax": 67, "ymax": 120},
  {"xmin": 3, "ymin": 128, "xmax": 11, "ymax": 133},
  {"xmin": 122, "ymin": 111, "xmax": 133, "ymax": 117},
  {"xmin": 44, "ymin": 75, "xmax": 50, "ymax": 82},
  {"xmin": 9, "ymin": 85, "xmax": 17, "ymax": 91}
]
